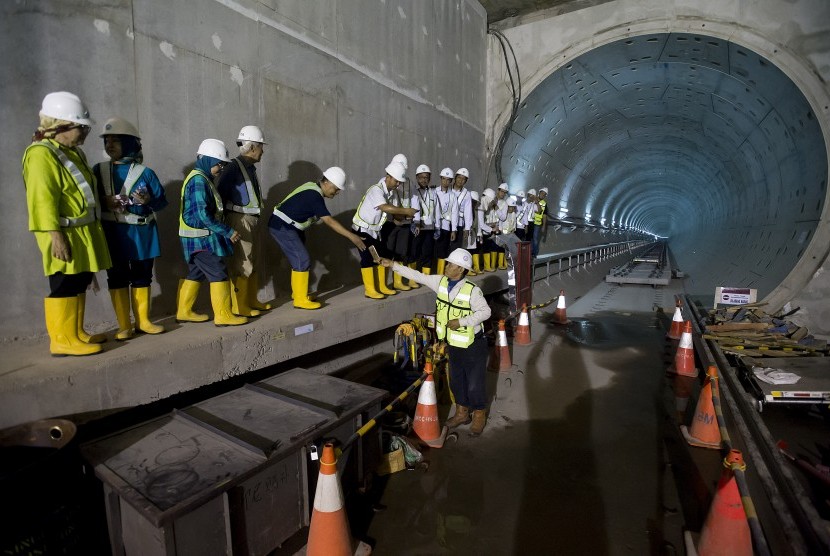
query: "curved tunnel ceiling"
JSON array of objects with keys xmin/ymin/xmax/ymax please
[{"xmin": 501, "ymin": 32, "xmax": 828, "ymax": 298}]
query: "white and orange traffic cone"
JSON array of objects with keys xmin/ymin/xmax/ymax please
[
  {"xmin": 681, "ymin": 365, "xmax": 722, "ymax": 449},
  {"xmin": 673, "ymin": 321, "xmax": 698, "ymax": 421},
  {"xmin": 307, "ymin": 443, "xmax": 352, "ymax": 556},
  {"xmin": 515, "ymin": 305, "xmax": 532, "ymax": 345},
  {"xmin": 413, "ymin": 362, "xmax": 448, "ymax": 448},
  {"xmin": 552, "ymin": 290, "xmax": 570, "ymax": 325},
  {"xmin": 488, "ymin": 319, "xmax": 512, "ymax": 372},
  {"xmin": 667, "ymin": 299, "xmax": 684, "ymax": 340},
  {"xmin": 697, "ymin": 450, "xmax": 752, "ymax": 556}
]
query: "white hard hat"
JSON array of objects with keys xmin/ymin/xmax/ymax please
[
  {"xmin": 527, "ymin": 188, "xmax": 537, "ymax": 196},
  {"xmin": 539, "ymin": 187, "xmax": 549, "ymax": 194},
  {"xmin": 323, "ymin": 166, "xmax": 346, "ymax": 190},
  {"xmin": 516, "ymin": 191, "xmax": 526, "ymax": 198},
  {"xmin": 385, "ymin": 161, "xmax": 406, "ymax": 182},
  {"xmin": 446, "ymin": 248, "xmax": 473, "ymax": 271},
  {"xmin": 482, "ymin": 187, "xmax": 495, "ymax": 198},
  {"xmin": 498, "ymin": 183, "xmax": 509, "ymax": 192},
  {"xmin": 470, "ymin": 191, "xmax": 480, "ymax": 202},
  {"xmin": 440, "ymin": 167, "xmax": 454, "ymax": 179},
  {"xmin": 456, "ymin": 167, "xmax": 469, "ymax": 178},
  {"xmin": 100, "ymin": 117, "xmax": 140, "ymax": 138},
  {"xmin": 416, "ymin": 164, "xmax": 431, "ymax": 175},
  {"xmin": 391, "ymin": 153, "xmax": 408, "ymax": 170},
  {"xmin": 507, "ymin": 198, "xmax": 517, "ymax": 207},
  {"xmin": 238, "ymin": 125, "xmax": 266, "ymax": 144},
  {"xmin": 40, "ymin": 91, "xmax": 93, "ymax": 126},
  {"xmin": 197, "ymin": 138, "xmax": 230, "ymax": 162}
]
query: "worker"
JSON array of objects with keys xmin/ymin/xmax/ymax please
[
  {"xmin": 465, "ymin": 191, "xmax": 482, "ymax": 275},
  {"xmin": 524, "ymin": 189, "xmax": 538, "ymax": 254},
  {"xmin": 410, "ymin": 163, "xmax": 437, "ymax": 286},
  {"xmin": 451, "ymin": 168, "xmax": 473, "ymax": 254},
  {"xmin": 383, "ymin": 154, "xmax": 415, "ymax": 292},
  {"xmin": 504, "ymin": 198, "xmax": 518, "ymax": 234},
  {"xmin": 176, "ymin": 138, "xmax": 247, "ymax": 327},
  {"xmin": 492, "ymin": 183, "xmax": 510, "ymax": 269},
  {"xmin": 268, "ymin": 166, "xmax": 366, "ymax": 309},
  {"xmin": 480, "ymin": 188, "xmax": 497, "ymax": 271},
  {"xmin": 23, "ymin": 91, "xmax": 112, "ymax": 356},
  {"xmin": 515, "ymin": 190, "xmax": 529, "ymax": 240},
  {"xmin": 379, "ymin": 248, "xmax": 492, "ymax": 436},
  {"xmin": 352, "ymin": 161, "xmax": 418, "ymax": 299},
  {"xmin": 93, "ymin": 117, "xmax": 168, "ymax": 340},
  {"xmin": 216, "ymin": 125, "xmax": 272, "ymax": 317},
  {"xmin": 532, "ymin": 186, "xmax": 548, "ymax": 258},
  {"xmin": 434, "ymin": 167, "xmax": 458, "ymax": 274}
]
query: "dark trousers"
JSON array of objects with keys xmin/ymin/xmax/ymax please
[
  {"xmin": 448, "ymin": 333, "xmax": 488, "ymax": 410},
  {"xmin": 48, "ymin": 272, "xmax": 93, "ymax": 298},
  {"xmin": 186, "ymin": 251, "xmax": 228, "ymax": 282},
  {"xmin": 434, "ymin": 228, "xmax": 453, "ymax": 259},
  {"xmin": 411, "ymin": 229, "xmax": 436, "ymax": 269},
  {"xmin": 515, "ymin": 228, "xmax": 526, "ymax": 241},
  {"xmin": 448, "ymin": 226, "xmax": 464, "ymax": 252},
  {"xmin": 106, "ymin": 258, "xmax": 154, "ymax": 289},
  {"xmin": 386, "ymin": 224, "xmax": 412, "ymax": 262},
  {"xmin": 532, "ymin": 225, "xmax": 543, "ymax": 258},
  {"xmin": 356, "ymin": 231, "xmax": 387, "ymax": 268}
]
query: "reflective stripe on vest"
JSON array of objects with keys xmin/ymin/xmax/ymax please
[
  {"xmin": 30, "ymin": 141, "xmax": 99, "ymax": 228},
  {"xmin": 533, "ymin": 199, "xmax": 547, "ymax": 225},
  {"xmin": 455, "ymin": 189, "xmax": 468, "ymax": 227},
  {"xmin": 437, "ymin": 189, "xmax": 453, "ymax": 221},
  {"xmin": 179, "ymin": 169, "xmax": 223, "ymax": 238},
  {"xmin": 99, "ymin": 162, "xmax": 154, "ymax": 225},
  {"xmin": 224, "ymin": 157, "xmax": 261, "ymax": 215},
  {"xmin": 273, "ymin": 182, "xmax": 322, "ymax": 230},
  {"xmin": 435, "ymin": 276, "xmax": 477, "ymax": 348},
  {"xmin": 352, "ymin": 183, "xmax": 388, "ymax": 231}
]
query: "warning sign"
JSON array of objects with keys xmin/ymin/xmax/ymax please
[{"xmin": 713, "ymin": 287, "xmax": 757, "ymax": 308}]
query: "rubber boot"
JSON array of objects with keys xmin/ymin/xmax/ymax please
[
  {"xmin": 421, "ymin": 267, "xmax": 432, "ymax": 276},
  {"xmin": 248, "ymin": 271, "xmax": 273, "ymax": 311},
  {"xmin": 176, "ymin": 279, "xmax": 209, "ymax": 322},
  {"xmin": 77, "ymin": 293, "xmax": 106, "ymax": 343},
  {"xmin": 44, "ymin": 297, "xmax": 102, "ymax": 356},
  {"xmin": 210, "ymin": 281, "xmax": 249, "ymax": 326},
  {"xmin": 292, "ymin": 270, "xmax": 321, "ymax": 309},
  {"xmin": 483, "ymin": 253, "xmax": 493, "ymax": 272},
  {"xmin": 469, "ymin": 409, "xmax": 487, "ymax": 436},
  {"xmin": 361, "ymin": 267, "xmax": 385, "ymax": 299},
  {"xmin": 467, "ymin": 254, "xmax": 478, "ymax": 276},
  {"xmin": 472, "ymin": 254, "xmax": 482, "ymax": 274},
  {"xmin": 131, "ymin": 286, "xmax": 164, "ymax": 334},
  {"xmin": 230, "ymin": 276, "xmax": 260, "ymax": 317},
  {"xmin": 407, "ymin": 263, "xmax": 421, "ymax": 288},
  {"xmin": 393, "ymin": 270, "xmax": 411, "ymax": 292},
  {"xmin": 109, "ymin": 288, "xmax": 135, "ymax": 341},
  {"xmin": 445, "ymin": 405, "xmax": 471, "ymax": 428},
  {"xmin": 436, "ymin": 259, "xmax": 446, "ymax": 275},
  {"xmin": 376, "ymin": 266, "xmax": 397, "ymax": 295},
  {"xmin": 498, "ymin": 252, "xmax": 508, "ymax": 270}
]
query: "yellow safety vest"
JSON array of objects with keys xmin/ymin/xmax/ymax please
[
  {"xmin": 352, "ymin": 183, "xmax": 389, "ymax": 232},
  {"xmin": 272, "ymin": 182, "xmax": 322, "ymax": 230},
  {"xmin": 435, "ymin": 276, "xmax": 477, "ymax": 348},
  {"xmin": 179, "ymin": 169, "xmax": 223, "ymax": 238},
  {"xmin": 224, "ymin": 157, "xmax": 261, "ymax": 215},
  {"xmin": 533, "ymin": 199, "xmax": 547, "ymax": 226}
]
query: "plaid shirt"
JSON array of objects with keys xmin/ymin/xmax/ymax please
[{"xmin": 179, "ymin": 172, "xmax": 234, "ymax": 261}]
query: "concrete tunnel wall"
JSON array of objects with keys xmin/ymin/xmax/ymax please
[
  {"xmin": 0, "ymin": 0, "xmax": 487, "ymax": 342},
  {"xmin": 485, "ymin": 0, "xmax": 830, "ymax": 335}
]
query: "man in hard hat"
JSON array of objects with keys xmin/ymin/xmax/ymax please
[
  {"xmin": 480, "ymin": 188, "xmax": 497, "ymax": 271},
  {"xmin": 451, "ymin": 168, "xmax": 473, "ymax": 254},
  {"xmin": 379, "ymin": 248, "xmax": 492, "ymax": 436},
  {"xmin": 176, "ymin": 138, "xmax": 247, "ymax": 327},
  {"xmin": 434, "ymin": 168, "xmax": 458, "ymax": 274},
  {"xmin": 94, "ymin": 117, "xmax": 168, "ymax": 340},
  {"xmin": 532, "ymin": 187, "xmax": 549, "ymax": 258},
  {"xmin": 491, "ymin": 183, "xmax": 510, "ymax": 269},
  {"xmin": 268, "ymin": 166, "xmax": 366, "ymax": 309},
  {"xmin": 23, "ymin": 91, "xmax": 112, "ymax": 356},
  {"xmin": 410, "ymin": 163, "xmax": 436, "ymax": 286},
  {"xmin": 217, "ymin": 125, "xmax": 271, "ymax": 317},
  {"xmin": 515, "ymin": 190, "xmax": 529, "ymax": 240},
  {"xmin": 382, "ymin": 154, "xmax": 415, "ymax": 292},
  {"xmin": 524, "ymin": 189, "xmax": 538, "ymax": 253},
  {"xmin": 352, "ymin": 161, "xmax": 418, "ymax": 299}
]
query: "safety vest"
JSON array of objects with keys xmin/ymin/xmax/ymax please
[
  {"xmin": 416, "ymin": 188, "xmax": 435, "ymax": 225},
  {"xmin": 454, "ymin": 189, "xmax": 468, "ymax": 227},
  {"xmin": 436, "ymin": 188, "xmax": 454, "ymax": 222},
  {"xmin": 272, "ymin": 182, "xmax": 322, "ymax": 230},
  {"xmin": 179, "ymin": 169, "xmax": 223, "ymax": 238},
  {"xmin": 26, "ymin": 140, "xmax": 100, "ymax": 227},
  {"xmin": 352, "ymin": 183, "xmax": 389, "ymax": 232},
  {"xmin": 435, "ymin": 276, "xmax": 478, "ymax": 348},
  {"xmin": 99, "ymin": 162, "xmax": 155, "ymax": 225},
  {"xmin": 224, "ymin": 157, "xmax": 261, "ymax": 215},
  {"xmin": 533, "ymin": 199, "xmax": 547, "ymax": 225}
]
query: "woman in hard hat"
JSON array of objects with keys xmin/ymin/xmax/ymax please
[
  {"xmin": 268, "ymin": 166, "xmax": 366, "ymax": 309},
  {"xmin": 93, "ymin": 117, "xmax": 168, "ymax": 340},
  {"xmin": 379, "ymin": 248, "xmax": 492, "ymax": 436},
  {"xmin": 23, "ymin": 91, "xmax": 112, "ymax": 356},
  {"xmin": 176, "ymin": 139, "xmax": 247, "ymax": 326}
]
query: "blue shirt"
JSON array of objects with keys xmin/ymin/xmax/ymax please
[
  {"xmin": 216, "ymin": 158, "xmax": 262, "ymax": 207},
  {"xmin": 277, "ymin": 185, "xmax": 331, "ymax": 222},
  {"xmin": 180, "ymin": 172, "xmax": 234, "ymax": 261}
]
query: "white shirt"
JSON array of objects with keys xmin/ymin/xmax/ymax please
[
  {"xmin": 454, "ymin": 187, "xmax": 473, "ymax": 231},
  {"xmin": 435, "ymin": 187, "xmax": 458, "ymax": 232},
  {"xmin": 353, "ymin": 179, "xmax": 395, "ymax": 238},
  {"xmin": 412, "ymin": 186, "xmax": 436, "ymax": 228}
]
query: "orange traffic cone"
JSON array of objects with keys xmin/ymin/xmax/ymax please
[
  {"xmin": 307, "ymin": 443, "xmax": 352, "ymax": 556},
  {"xmin": 667, "ymin": 299, "xmax": 684, "ymax": 340},
  {"xmin": 515, "ymin": 305, "xmax": 532, "ymax": 345},
  {"xmin": 697, "ymin": 450, "xmax": 752, "ymax": 556},
  {"xmin": 681, "ymin": 365, "xmax": 722, "ymax": 449},
  {"xmin": 413, "ymin": 362, "xmax": 448, "ymax": 448},
  {"xmin": 488, "ymin": 319, "xmax": 512, "ymax": 372},
  {"xmin": 552, "ymin": 290, "xmax": 569, "ymax": 325},
  {"xmin": 674, "ymin": 321, "xmax": 697, "ymax": 377}
]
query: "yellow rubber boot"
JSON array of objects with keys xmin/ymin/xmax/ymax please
[
  {"xmin": 109, "ymin": 288, "xmax": 135, "ymax": 341},
  {"xmin": 472, "ymin": 254, "xmax": 482, "ymax": 274},
  {"xmin": 292, "ymin": 270, "xmax": 321, "ymax": 310},
  {"xmin": 361, "ymin": 267, "xmax": 385, "ymax": 299},
  {"xmin": 393, "ymin": 270, "xmax": 411, "ymax": 291},
  {"xmin": 77, "ymin": 293, "xmax": 106, "ymax": 343},
  {"xmin": 498, "ymin": 252, "xmax": 508, "ymax": 269},
  {"xmin": 45, "ymin": 297, "xmax": 102, "ymax": 356},
  {"xmin": 248, "ymin": 271, "xmax": 273, "ymax": 311},
  {"xmin": 436, "ymin": 259, "xmax": 446, "ymax": 275},
  {"xmin": 407, "ymin": 263, "xmax": 421, "ymax": 288},
  {"xmin": 421, "ymin": 267, "xmax": 432, "ymax": 276},
  {"xmin": 376, "ymin": 266, "xmax": 397, "ymax": 295},
  {"xmin": 230, "ymin": 276, "xmax": 261, "ymax": 317},
  {"xmin": 483, "ymin": 253, "xmax": 493, "ymax": 271},
  {"xmin": 131, "ymin": 287, "xmax": 164, "ymax": 334},
  {"xmin": 210, "ymin": 281, "xmax": 249, "ymax": 326},
  {"xmin": 176, "ymin": 279, "xmax": 209, "ymax": 322}
]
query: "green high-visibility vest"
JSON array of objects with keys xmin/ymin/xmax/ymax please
[
  {"xmin": 272, "ymin": 182, "xmax": 323, "ymax": 230},
  {"xmin": 179, "ymin": 169, "xmax": 223, "ymax": 238},
  {"xmin": 352, "ymin": 183, "xmax": 388, "ymax": 231},
  {"xmin": 533, "ymin": 199, "xmax": 547, "ymax": 225},
  {"xmin": 435, "ymin": 276, "xmax": 477, "ymax": 348}
]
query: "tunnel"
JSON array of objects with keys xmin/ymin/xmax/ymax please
[{"xmin": 497, "ymin": 32, "xmax": 828, "ymax": 300}]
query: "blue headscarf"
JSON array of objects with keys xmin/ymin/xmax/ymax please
[
  {"xmin": 195, "ymin": 154, "xmax": 223, "ymax": 175},
  {"xmin": 103, "ymin": 134, "xmax": 143, "ymax": 163}
]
